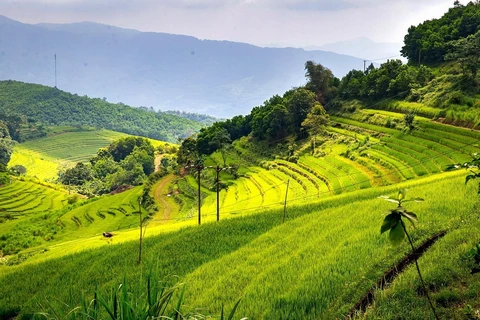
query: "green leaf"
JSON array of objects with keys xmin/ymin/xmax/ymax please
[
  {"xmin": 398, "ymin": 189, "xmax": 408, "ymax": 201},
  {"xmin": 466, "ymin": 174, "xmax": 476, "ymax": 184},
  {"xmin": 402, "ymin": 211, "xmax": 418, "ymax": 225},
  {"xmin": 381, "ymin": 213, "xmax": 400, "ymax": 234},
  {"xmin": 378, "ymin": 195, "xmax": 399, "ymax": 204},
  {"xmin": 227, "ymin": 298, "xmax": 243, "ymax": 320},
  {"xmin": 389, "ymin": 220, "xmax": 405, "ymax": 246}
]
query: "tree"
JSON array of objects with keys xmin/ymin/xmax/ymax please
[
  {"xmin": 401, "ymin": 1, "xmax": 480, "ymax": 64},
  {"xmin": 301, "ymin": 103, "xmax": 329, "ymax": 154},
  {"xmin": 445, "ymin": 30, "xmax": 480, "ymax": 82},
  {"xmin": 177, "ymin": 137, "xmax": 198, "ymax": 166},
  {"xmin": 304, "ymin": 61, "xmax": 336, "ymax": 104},
  {"xmin": 285, "ymin": 88, "xmax": 317, "ymax": 135},
  {"xmin": 0, "ymin": 122, "xmax": 10, "ymax": 139},
  {"xmin": 127, "ymin": 147, "xmax": 155, "ymax": 175},
  {"xmin": 107, "ymin": 137, "xmax": 154, "ymax": 162},
  {"xmin": 404, "ymin": 112, "xmax": 416, "ymax": 132},
  {"xmin": 58, "ymin": 162, "xmax": 93, "ymax": 186},
  {"xmin": 10, "ymin": 165, "xmax": 26, "ymax": 176},
  {"xmin": 92, "ymin": 157, "xmax": 120, "ymax": 179},
  {"xmin": 0, "ymin": 138, "xmax": 15, "ymax": 172},
  {"xmin": 379, "ymin": 189, "xmax": 439, "ymax": 320},
  {"xmin": 210, "ymin": 128, "xmax": 231, "ymax": 166}
]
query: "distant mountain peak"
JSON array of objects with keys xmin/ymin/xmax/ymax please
[
  {"xmin": 36, "ymin": 21, "xmax": 140, "ymax": 35},
  {"xmin": 0, "ymin": 15, "xmax": 22, "ymax": 25}
]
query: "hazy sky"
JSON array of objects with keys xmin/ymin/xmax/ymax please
[{"xmin": 0, "ymin": 0, "xmax": 467, "ymax": 47}]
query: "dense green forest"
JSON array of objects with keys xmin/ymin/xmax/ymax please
[
  {"xmin": 402, "ymin": 0, "xmax": 480, "ymax": 64},
  {"xmin": 0, "ymin": 81, "xmax": 204, "ymax": 142},
  {"xmin": 190, "ymin": 2, "xmax": 480, "ymax": 159},
  {"xmin": 164, "ymin": 110, "xmax": 219, "ymax": 126}
]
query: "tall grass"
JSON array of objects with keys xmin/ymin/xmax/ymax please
[{"xmin": 36, "ymin": 269, "xmax": 243, "ymax": 320}]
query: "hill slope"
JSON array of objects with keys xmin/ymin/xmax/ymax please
[
  {"xmin": 0, "ymin": 15, "xmax": 365, "ymax": 117},
  {"xmin": 0, "ymin": 172, "xmax": 477, "ymax": 319},
  {"xmin": 0, "ymin": 81, "xmax": 202, "ymax": 142}
]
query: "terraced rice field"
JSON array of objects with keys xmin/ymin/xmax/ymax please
[
  {"xmin": 0, "ymin": 180, "xmax": 68, "ymax": 221},
  {"xmin": 174, "ymin": 111, "xmax": 480, "ymax": 220},
  {"xmin": 56, "ymin": 186, "xmax": 146, "ymax": 240},
  {"xmin": 9, "ymin": 129, "xmax": 130, "ymax": 181},
  {"xmin": 1, "ymin": 171, "xmax": 477, "ymax": 319}
]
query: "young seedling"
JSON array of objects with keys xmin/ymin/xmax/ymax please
[
  {"xmin": 447, "ymin": 152, "xmax": 480, "ymax": 193},
  {"xmin": 379, "ymin": 189, "xmax": 439, "ymax": 320}
]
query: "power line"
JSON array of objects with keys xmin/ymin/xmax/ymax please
[
  {"xmin": 217, "ymin": 137, "xmax": 479, "ymax": 214},
  {"xmin": 364, "ymin": 54, "xmax": 403, "ymax": 63},
  {"xmin": 47, "ymin": 138, "xmax": 476, "ymax": 245}
]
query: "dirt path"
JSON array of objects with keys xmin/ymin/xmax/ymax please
[
  {"xmin": 154, "ymin": 154, "xmax": 162, "ymax": 172},
  {"xmin": 153, "ymin": 173, "xmax": 175, "ymax": 221}
]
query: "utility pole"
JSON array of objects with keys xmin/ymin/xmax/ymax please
[
  {"xmin": 54, "ymin": 54, "xmax": 57, "ymax": 88},
  {"xmin": 186, "ymin": 163, "xmax": 233, "ymax": 225},
  {"xmin": 207, "ymin": 165, "xmax": 232, "ymax": 222},
  {"xmin": 215, "ymin": 166, "xmax": 220, "ymax": 221},
  {"xmin": 363, "ymin": 60, "xmax": 366, "ymax": 73},
  {"xmin": 185, "ymin": 163, "xmax": 204, "ymax": 225},
  {"xmin": 283, "ymin": 179, "xmax": 290, "ymax": 223},
  {"xmin": 138, "ymin": 198, "xmax": 143, "ymax": 265},
  {"xmin": 197, "ymin": 165, "xmax": 202, "ymax": 225}
]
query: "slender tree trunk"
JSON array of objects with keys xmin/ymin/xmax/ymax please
[{"xmin": 401, "ymin": 220, "xmax": 439, "ymax": 320}]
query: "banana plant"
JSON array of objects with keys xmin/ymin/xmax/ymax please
[{"xmin": 379, "ymin": 189, "xmax": 439, "ymax": 320}]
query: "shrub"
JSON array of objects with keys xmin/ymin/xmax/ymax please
[{"xmin": 0, "ymin": 172, "xmax": 10, "ymax": 185}]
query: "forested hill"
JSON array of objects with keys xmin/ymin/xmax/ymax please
[{"xmin": 0, "ymin": 80, "xmax": 203, "ymax": 142}]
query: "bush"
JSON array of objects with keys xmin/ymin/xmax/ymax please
[
  {"xmin": 0, "ymin": 172, "xmax": 10, "ymax": 185},
  {"xmin": 67, "ymin": 194, "xmax": 80, "ymax": 204},
  {"xmin": 9, "ymin": 165, "xmax": 26, "ymax": 176}
]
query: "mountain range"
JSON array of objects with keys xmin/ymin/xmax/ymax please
[
  {"xmin": 0, "ymin": 15, "xmax": 366, "ymax": 117},
  {"xmin": 304, "ymin": 37, "xmax": 402, "ymax": 62}
]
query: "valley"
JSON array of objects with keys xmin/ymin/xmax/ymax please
[{"xmin": 1, "ymin": 2, "xmax": 480, "ymax": 319}]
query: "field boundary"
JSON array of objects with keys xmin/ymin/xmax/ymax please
[{"xmin": 347, "ymin": 230, "xmax": 447, "ymax": 318}]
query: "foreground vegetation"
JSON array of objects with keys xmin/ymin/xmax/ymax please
[{"xmin": 0, "ymin": 172, "xmax": 478, "ymax": 319}]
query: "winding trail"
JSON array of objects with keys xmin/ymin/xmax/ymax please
[{"xmin": 153, "ymin": 173, "xmax": 176, "ymax": 221}]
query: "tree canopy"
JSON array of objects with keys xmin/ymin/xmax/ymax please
[
  {"xmin": 402, "ymin": 1, "xmax": 480, "ymax": 64},
  {"xmin": 59, "ymin": 137, "xmax": 155, "ymax": 195}
]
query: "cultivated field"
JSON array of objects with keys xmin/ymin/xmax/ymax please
[
  {"xmin": 1, "ymin": 111, "xmax": 480, "ymax": 319},
  {"xmin": 172, "ymin": 110, "xmax": 479, "ymax": 222},
  {"xmin": 0, "ymin": 172, "xmax": 477, "ymax": 319},
  {"xmin": 9, "ymin": 129, "xmax": 129, "ymax": 181}
]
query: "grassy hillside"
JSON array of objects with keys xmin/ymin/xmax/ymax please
[
  {"xmin": 0, "ymin": 179, "xmax": 69, "ymax": 256},
  {"xmin": 0, "ymin": 80, "xmax": 203, "ymax": 142},
  {"xmin": 9, "ymin": 128, "xmax": 128, "ymax": 181},
  {"xmin": 0, "ymin": 172, "xmax": 477, "ymax": 319}
]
